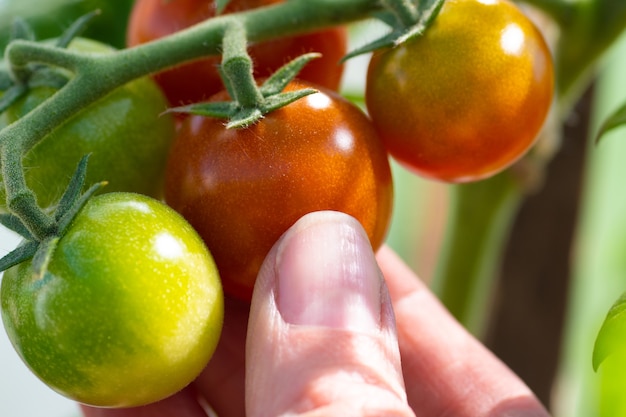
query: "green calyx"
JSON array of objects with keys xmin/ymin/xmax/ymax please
[
  {"xmin": 344, "ymin": 0, "xmax": 446, "ymax": 60},
  {"xmin": 166, "ymin": 21, "xmax": 320, "ymax": 128},
  {"xmin": 0, "ymin": 154, "xmax": 105, "ymax": 277}
]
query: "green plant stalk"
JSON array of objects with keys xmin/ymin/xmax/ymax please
[
  {"xmin": 220, "ymin": 22, "xmax": 264, "ymax": 107},
  {"xmin": 0, "ymin": 0, "xmax": 380, "ymax": 235},
  {"xmin": 552, "ymin": 31, "xmax": 626, "ymax": 417},
  {"xmin": 430, "ymin": 172, "xmax": 523, "ymax": 337}
]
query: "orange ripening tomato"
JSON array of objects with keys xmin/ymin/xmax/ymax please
[
  {"xmin": 164, "ymin": 81, "xmax": 394, "ymax": 300},
  {"xmin": 127, "ymin": 0, "xmax": 348, "ymax": 106},
  {"xmin": 366, "ymin": 0, "xmax": 554, "ymax": 183}
]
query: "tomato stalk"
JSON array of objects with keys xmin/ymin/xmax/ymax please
[
  {"xmin": 0, "ymin": 142, "xmax": 55, "ymax": 240},
  {"xmin": 220, "ymin": 22, "xmax": 264, "ymax": 108},
  {"xmin": 430, "ymin": 172, "xmax": 524, "ymax": 336}
]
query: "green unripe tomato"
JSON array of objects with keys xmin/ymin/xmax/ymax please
[
  {"xmin": 1, "ymin": 192, "xmax": 224, "ymax": 407},
  {"xmin": 0, "ymin": 37, "xmax": 175, "ymax": 211}
]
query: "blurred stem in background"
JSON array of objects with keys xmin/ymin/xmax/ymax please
[{"xmin": 554, "ymin": 32, "xmax": 626, "ymax": 417}]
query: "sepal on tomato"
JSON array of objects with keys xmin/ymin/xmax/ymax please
[
  {"xmin": 343, "ymin": 0, "xmax": 445, "ymax": 61},
  {"xmin": 166, "ymin": 53, "xmax": 320, "ymax": 128}
]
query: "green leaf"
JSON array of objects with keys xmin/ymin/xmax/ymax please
[
  {"xmin": 55, "ymin": 154, "xmax": 91, "ymax": 221},
  {"xmin": 416, "ymin": 0, "xmax": 446, "ymax": 18},
  {"xmin": 10, "ymin": 17, "xmax": 35, "ymax": 42},
  {"xmin": 0, "ymin": 213, "xmax": 34, "ymax": 240},
  {"xmin": 0, "ymin": 84, "xmax": 27, "ymax": 114},
  {"xmin": 0, "ymin": 70, "xmax": 12, "ymax": 90},
  {"xmin": 56, "ymin": 10, "xmax": 101, "ymax": 48},
  {"xmin": 341, "ymin": 31, "xmax": 398, "ymax": 61},
  {"xmin": 166, "ymin": 101, "xmax": 238, "ymax": 119},
  {"xmin": 31, "ymin": 236, "xmax": 59, "ymax": 280},
  {"xmin": 342, "ymin": 0, "xmax": 445, "ymax": 61},
  {"xmin": 372, "ymin": 10, "xmax": 402, "ymax": 27},
  {"xmin": 57, "ymin": 181, "xmax": 106, "ymax": 234},
  {"xmin": 593, "ymin": 292, "xmax": 626, "ymax": 371},
  {"xmin": 260, "ymin": 53, "xmax": 321, "ymax": 97},
  {"xmin": 226, "ymin": 107, "xmax": 263, "ymax": 129},
  {"xmin": 596, "ymin": 101, "xmax": 626, "ymax": 143},
  {"xmin": 0, "ymin": 240, "xmax": 38, "ymax": 272},
  {"xmin": 261, "ymin": 89, "xmax": 317, "ymax": 113}
]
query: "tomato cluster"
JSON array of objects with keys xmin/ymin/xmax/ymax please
[{"xmin": 0, "ymin": 0, "xmax": 555, "ymax": 409}]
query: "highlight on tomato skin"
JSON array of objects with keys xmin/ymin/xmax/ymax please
[
  {"xmin": 126, "ymin": 0, "xmax": 348, "ymax": 106},
  {"xmin": 164, "ymin": 81, "xmax": 394, "ymax": 301},
  {"xmin": 365, "ymin": 0, "xmax": 555, "ymax": 183}
]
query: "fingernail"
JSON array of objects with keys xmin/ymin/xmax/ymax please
[{"xmin": 275, "ymin": 212, "xmax": 382, "ymax": 332}]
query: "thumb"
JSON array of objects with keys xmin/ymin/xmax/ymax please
[{"xmin": 245, "ymin": 211, "xmax": 415, "ymax": 417}]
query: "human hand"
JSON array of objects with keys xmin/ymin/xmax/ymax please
[{"xmin": 81, "ymin": 211, "xmax": 550, "ymax": 417}]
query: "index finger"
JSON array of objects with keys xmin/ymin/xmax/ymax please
[{"xmin": 376, "ymin": 245, "xmax": 550, "ymax": 417}]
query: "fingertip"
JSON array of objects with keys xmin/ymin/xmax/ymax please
[{"xmin": 245, "ymin": 211, "xmax": 413, "ymax": 416}]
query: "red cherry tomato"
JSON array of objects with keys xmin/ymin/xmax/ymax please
[
  {"xmin": 164, "ymin": 81, "xmax": 394, "ymax": 300},
  {"xmin": 365, "ymin": 0, "xmax": 554, "ymax": 182},
  {"xmin": 127, "ymin": 0, "xmax": 347, "ymax": 106}
]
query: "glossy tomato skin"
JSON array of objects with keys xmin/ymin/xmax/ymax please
[
  {"xmin": 164, "ymin": 82, "xmax": 393, "ymax": 300},
  {"xmin": 127, "ymin": 0, "xmax": 347, "ymax": 106},
  {"xmin": 365, "ymin": 0, "xmax": 554, "ymax": 183},
  {"xmin": 0, "ymin": 193, "xmax": 224, "ymax": 407},
  {"xmin": 0, "ymin": 38, "xmax": 176, "ymax": 211}
]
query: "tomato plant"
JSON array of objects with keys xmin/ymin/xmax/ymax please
[
  {"xmin": 365, "ymin": 0, "xmax": 554, "ymax": 183},
  {"xmin": 126, "ymin": 0, "xmax": 347, "ymax": 106},
  {"xmin": 0, "ymin": 38, "xmax": 176, "ymax": 211},
  {"xmin": 0, "ymin": 192, "xmax": 224, "ymax": 408},
  {"xmin": 164, "ymin": 81, "xmax": 393, "ymax": 300}
]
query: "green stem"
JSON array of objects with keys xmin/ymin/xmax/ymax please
[
  {"xmin": 431, "ymin": 171, "xmax": 524, "ymax": 337},
  {"xmin": 380, "ymin": 0, "xmax": 418, "ymax": 28},
  {"xmin": 0, "ymin": 142, "xmax": 55, "ymax": 240},
  {"xmin": 221, "ymin": 22, "xmax": 264, "ymax": 108}
]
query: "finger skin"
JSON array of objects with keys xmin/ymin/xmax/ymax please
[
  {"xmin": 376, "ymin": 245, "xmax": 551, "ymax": 417},
  {"xmin": 245, "ymin": 211, "xmax": 415, "ymax": 417}
]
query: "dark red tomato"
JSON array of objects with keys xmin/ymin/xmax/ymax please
[
  {"xmin": 365, "ymin": 0, "xmax": 554, "ymax": 183},
  {"xmin": 127, "ymin": 0, "xmax": 347, "ymax": 106},
  {"xmin": 164, "ymin": 81, "xmax": 393, "ymax": 300}
]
